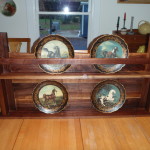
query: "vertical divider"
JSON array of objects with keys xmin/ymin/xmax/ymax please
[
  {"xmin": 139, "ymin": 35, "xmax": 150, "ymax": 111},
  {"xmin": 0, "ymin": 33, "xmax": 16, "ymax": 116},
  {"xmin": 0, "ymin": 80, "xmax": 9, "ymax": 115}
]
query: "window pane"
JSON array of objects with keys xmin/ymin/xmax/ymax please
[
  {"xmin": 39, "ymin": 0, "xmax": 89, "ymax": 12},
  {"xmin": 39, "ymin": 15, "xmax": 88, "ymax": 50}
]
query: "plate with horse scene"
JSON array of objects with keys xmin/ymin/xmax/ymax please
[
  {"xmin": 35, "ymin": 35, "xmax": 74, "ymax": 74},
  {"xmin": 88, "ymin": 34, "xmax": 108, "ymax": 51},
  {"xmin": 90, "ymin": 35, "xmax": 129, "ymax": 73},
  {"xmin": 91, "ymin": 80, "xmax": 126, "ymax": 113},
  {"xmin": 32, "ymin": 80, "xmax": 68, "ymax": 114}
]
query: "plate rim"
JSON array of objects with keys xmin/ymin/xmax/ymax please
[
  {"xmin": 35, "ymin": 34, "xmax": 74, "ymax": 74},
  {"xmin": 90, "ymin": 34, "xmax": 129, "ymax": 74},
  {"xmin": 91, "ymin": 80, "xmax": 126, "ymax": 113},
  {"xmin": 32, "ymin": 80, "xmax": 68, "ymax": 114}
]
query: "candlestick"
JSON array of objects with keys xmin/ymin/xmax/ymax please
[
  {"xmin": 124, "ymin": 13, "xmax": 126, "ymax": 20},
  {"xmin": 121, "ymin": 13, "xmax": 127, "ymax": 35},
  {"xmin": 116, "ymin": 16, "xmax": 120, "ymax": 33},
  {"xmin": 123, "ymin": 13, "xmax": 126, "ymax": 29},
  {"xmin": 128, "ymin": 16, "xmax": 134, "ymax": 35},
  {"xmin": 130, "ymin": 16, "xmax": 134, "ymax": 31}
]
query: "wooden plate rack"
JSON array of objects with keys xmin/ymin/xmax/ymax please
[{"xmin": 0, "ymin": 33, "xmax": 150, "ymax": 118}]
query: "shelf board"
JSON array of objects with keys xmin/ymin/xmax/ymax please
[
  {"xmin": 118, "ymin": 0, "xmax": 150, "ymax": 4},
  {"xmin": 0, "ymin": 72, "xmax": 150, "ymax": 80},
  {"xmin": 0, "ymin": 57, "xmax": 149, "ymax": 65}
]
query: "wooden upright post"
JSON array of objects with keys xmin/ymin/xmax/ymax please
[
  {"xmin": 0, "ymin": 33, "xmax": 16, "ymax": 116},
  {"xmin": 140, "ymin": 35, "xmax": 150, "ymax": 112}
]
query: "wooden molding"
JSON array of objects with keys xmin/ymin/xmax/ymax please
[{"xmin": 118, "ymin": 0, "xmax": 150, "ymax": 4}]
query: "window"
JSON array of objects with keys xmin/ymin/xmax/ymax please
[{"xmin": 37, "ymin": 0, "xmax": 91, "ymax": 50}]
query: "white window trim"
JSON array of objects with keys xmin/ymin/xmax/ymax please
[{"xmin": 26, "ymin": 0, "xmax": 100, "ymax": 47}]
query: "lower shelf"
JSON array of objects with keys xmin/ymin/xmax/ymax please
[
  {"xmin": 0, "ymin": 71, "xmax": 150, "ymax": 80},
  {"xmin": 1, "ymin": 107, "xmax": 150, "ymax": 118}
]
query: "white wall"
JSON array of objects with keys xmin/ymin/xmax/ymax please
[
  {"xmin": 99, "ymin": 0, "xmax": 150, "ymax": 35},
  {"xmin": 0, "ymin": 0, "xmax": 150, "ymax": 51},
  {"xmin": 0, "ymin": 0, "xmax": 28, "ymax": 38}
]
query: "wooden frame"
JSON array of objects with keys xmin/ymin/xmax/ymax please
[
  {"xmin": 0, "ymin": 32, "xmax": 150, "ymax": 118},
  {"xmin": 118, "ymin": 0, "xmax": 150, "ymax": 4},
  {"xmin": 8, "ymin": 38, "xmax": 31, "ymax": 53}
]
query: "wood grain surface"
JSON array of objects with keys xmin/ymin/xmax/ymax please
[
  {"xmin": 13, "ymin": 119, "xmax": 83, "ymax": 150},
  {"xmin": 0, "ymin": 57, "xmax": 150, "ymax": 65},
  {"xmin": 0, "ymin": 119, "xmax": 23, "ymax": 150},
  {"xmin": 0, "ymin": 117, "xmax": 150, "ymax": 150},
  {"xmin": 81, "ymin": 117, "xmax": 150, "ymax": 150}
]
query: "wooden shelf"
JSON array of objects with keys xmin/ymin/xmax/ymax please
[
  {"xmin": 0, "ymin": 32, "xmax": 150, "ymax": 117},
  {"xmin": 0, "ymin": 57, "xmax": 149, "ymax": 65},
  {"xmin": 113, "ymin": 30, "xmax": 149, "ymax": 53},
  {"xmin": 0, "ymin": 72, "xmax": 150, "ymax": 80},
  {"xmin": 117, "ymin": 0, "xmax": 150, "ymax": 4}
]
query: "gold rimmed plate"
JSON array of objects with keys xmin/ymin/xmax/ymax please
[
  {"xmin": 35, "ymin": 35, "xmax": 74, "ymax": 74},
  {"xmin": 88, "ymin": 34, "xmax": 108, "ymax": 51},
  {"xmin": 91, "ymin": 80, "xmax": 126, "ymax": 113},
  {"xmin": 32, "ymin": 80, "xmax": 68, "ymax": 114},
  {"xmin": 91, "ymin": 35, "xmax": 129, "ymax": 73}
]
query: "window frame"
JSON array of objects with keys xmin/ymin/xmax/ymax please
[{"xmin": 35, "ymin": 0, "xmax": 92, "ymax": 48}]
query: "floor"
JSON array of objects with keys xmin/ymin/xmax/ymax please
[{"xmin": 0, "ymin": 117, "xmax": 150, "ymax": 150}]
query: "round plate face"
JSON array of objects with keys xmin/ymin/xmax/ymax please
[
  {"xmin": 91, "ymin": 35, "xmax": 129, "ymax": 73},
  {"xmin": 91, "ymin": 80, "xmax": 126, "ymax": 113},
  {"xmin": 33, "ymin": 81, "xmax": 68, "ymax": 114},
  {"xmin": 88, "ymin": 34, "xmax": 108, "ymax": 51},
  {"xmin": 35, "ymin": 35, "xmax": 74, "ymax": 74},
  {"xmin": 0, "ymin": 0, "xmax": 16, "ymax": 16}
]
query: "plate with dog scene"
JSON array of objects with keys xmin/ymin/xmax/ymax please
[
  {"xmin": 32, "ymin": 80, "xmax": 68, "ymax": 114},
  {"xmin": 91, "ymin": 80, "xmax": 126, "ymax": 113},
  {"xmin": 35, "ymin": 35, "xmax": 74, "ymax": 74},
  {"xmin": 90, "ymin": 35, "xmax": 129, "ymax": 73}
]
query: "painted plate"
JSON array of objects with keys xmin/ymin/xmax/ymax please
[
  {"xmin": 91, "ymin": 35, "xmax": 129, "ymax": 73},
  {"xmin": 88, "ymin": 34, "xmax": 108, "ymax": 51},
  {"xmin": 35, "ymin": 35, "xmax": 74, "ymax": 74},
  {"xmin": 0, "ymin": 0, "xmax": 16, "ymax": 16},
  {"xmin": 32, "ymin": 80, "xmax": 68, "ymax": 114},
  {"xmin": 91, "ymin": 80, "xmax": 126, "ymax": 113}
]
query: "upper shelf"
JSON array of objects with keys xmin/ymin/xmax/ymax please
[
  {"xmin": 0, "ymin": 57, "xmax": 149, "ymax": 65},
  {"xmin": 0, "ymin": 52, "xmax": 148, "ymax": 65}
]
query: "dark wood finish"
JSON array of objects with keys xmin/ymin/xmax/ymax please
[
  {"xmin": 146, "ymin": 83, "xmax": 150, "ymax": 112},
  {"xmin": 0, "ymin": 33, "xmax": 10, "ymax": 73},
  {"xmin": 9, "ymin": 50, "xmax": 148, "ymax": 58},
  {"xmin": 0, "ymin": 33, "xmax": 16, "ymax": 114},
  {"xmin": 118, "ymin": 0, "xmax": 150, "ymax": 4},
  {"xmin": 0, "ymin": 72, "xmax": 150, "ymax": 80},
  {"xmin": 113, "ymin": 30, "xmax": 149, "ymax": 53},
  {"xmin": 0, "ymin": 32, "xmax": 150, "ymax": 117},
  {"xmin": 140, "ymin": 36, "xmax": 150, "ymax": 111},
  {"xmin": 0, "ymin": 80, "xmax": 9, "ymax": 115},
  {"xmin": 8, "ymin": 38, "xmax": 31, "ymax": 53},
  {"xmin": 0, "ymin": 57, "xmax": 150, "ymax": 65},
  {"xmin": 4, "ymin": 80, "xmax": 16, "ymax": 110}
]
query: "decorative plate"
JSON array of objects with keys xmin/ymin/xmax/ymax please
[
  {"xmin": 88, "ymin": 34, "xmax": 108, "ymax": 51},
  {"xmin": 31, "ymin": 37, "xmax": 42, "ymax": 53},
  {"xmin": 0, "ymin": 0, "xmax": 16, "ymax": 16},
  {"xmin": 91, "ymin": 80, "xmax": 126, "ymax": 113},
  {"xmin": 35, "ymin": 35, "xmax": 74, "ymax": 74},
  {"xmin": 32, "ymin": 80, "xmax": 68, "ymax": 114},
  {"xmin": 90, "ymin": 35, "xmax": 129, "ymax": 73}
]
